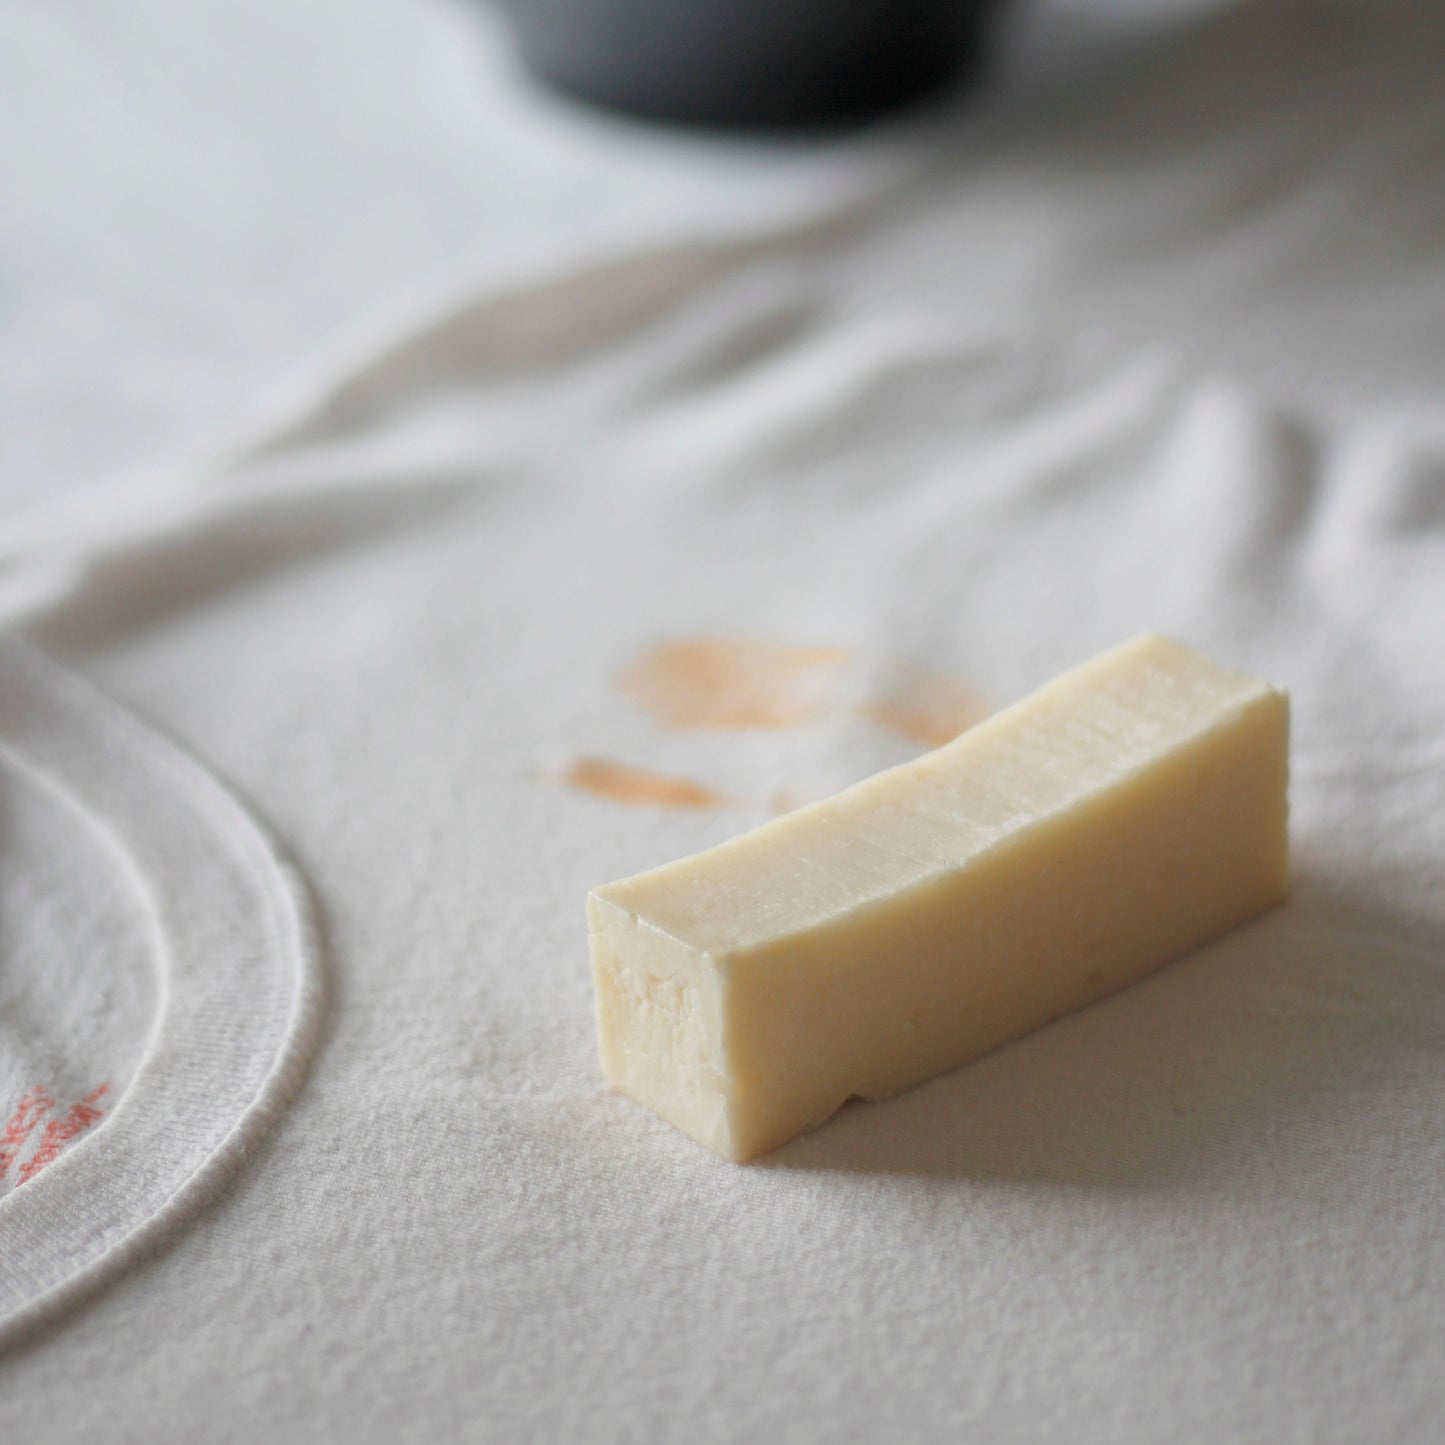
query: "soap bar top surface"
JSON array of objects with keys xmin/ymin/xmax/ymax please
[{"xmin": 595, "ymin": 634, "xmax": 1277, "ymax": 957}]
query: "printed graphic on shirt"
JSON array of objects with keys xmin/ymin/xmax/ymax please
[{"xmin": 0, "ymin": 1084, "xmax": 109, "ymax": 1192}]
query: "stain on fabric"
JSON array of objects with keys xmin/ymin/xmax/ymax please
[
  {"xmin": 562, "ymin": 757, "xmax": 730, "ymax": 810},
  {"xmin": 861, "ymin": 666, "xmax": 992, "ymax": 749},
  {"xmin": 619, "ymin": 637, "xmax": 850, "ymax": 730}
]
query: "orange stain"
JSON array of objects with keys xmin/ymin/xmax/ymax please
[
  {"xmin": 618, "ymin": 637, "xmax": 850, "ymax": 731},
  {"xmin": 562, "ymin": 757, "xmax": 729, "ymax": 811},
  {"xmin": 861, "ymin": 667, "xmax": 992, "ymax": 749},
  {"xmin": 770, "ymin": 788, "xmax": 806, "ymax": 816}
]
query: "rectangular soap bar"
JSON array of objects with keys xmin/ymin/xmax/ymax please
[{"xmin": 588, "ymin": 634, "xmax": 1290, "ymax": 1161}]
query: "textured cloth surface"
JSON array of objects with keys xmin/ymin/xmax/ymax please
[
  {"xmin": 2, "ymin": 2, "xmax": 1444, "ymax": 1441},
  {"xmin": 5, "ymin": 0, "xmax": 1162, "ymax": 514}
]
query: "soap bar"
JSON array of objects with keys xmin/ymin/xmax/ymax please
[{"xmin": 588, "ymin": 635, "xmax": 1290, "ymax": 1161}]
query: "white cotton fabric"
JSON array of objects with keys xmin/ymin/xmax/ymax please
[
  {"xmin": 0, "ymin": 641, "xmax": 324, "ymax": 1346},
  {"xmin": 1, "ymin": 1, "xmax": 1444, "ymax": 1440}
]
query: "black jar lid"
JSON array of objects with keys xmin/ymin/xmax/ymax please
[{"xmin": 498, "ymin": 0, "xmax": 996, "ymax": 131}]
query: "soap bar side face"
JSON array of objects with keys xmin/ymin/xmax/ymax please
[
  {"xmin": 716, "ymin": 688, "xmax": 1289, "ymax": 1160},
  {"xmin": 588, "ymin": 896, "xmax": 732, "ymax": 1156}
]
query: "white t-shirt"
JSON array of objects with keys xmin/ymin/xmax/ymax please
[{"xmin": 2, "ymin": 3, "xmax": 1443, "ymax": 1440}]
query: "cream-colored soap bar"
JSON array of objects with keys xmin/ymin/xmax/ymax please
[{"xmin": 589, "ymin": 635, "xmax": 1289, "ymax": 1162}]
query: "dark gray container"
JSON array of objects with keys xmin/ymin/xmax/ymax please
[{"xmin": 497, "ymin": 0, "xmax": 996, "ymax": 130}]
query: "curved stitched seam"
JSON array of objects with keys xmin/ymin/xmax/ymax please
[{"xmin": 0, "ymin": 643, "xmax": 324, "ymax": 1346}]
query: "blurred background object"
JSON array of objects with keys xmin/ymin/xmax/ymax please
[{"xmin": 496, "ymin": 0, "xmax": 999, "ymax": 129}]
